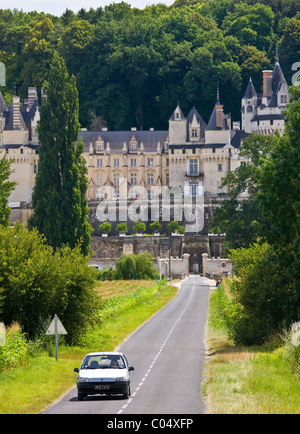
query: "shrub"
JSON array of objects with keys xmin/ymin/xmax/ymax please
[
  {"xmin": 0, "ymin": 323, "xmax": 28, "ymax": 371},
  {"xmin": 224, "ymin": 243, "xmax": 295, "ymax": 345},
  {"xmin": 0, "ymin": 224, "xmax": 98, "ymax": 344},
  {"xmin": 133, "ymin": 221, "xmax": 146, "ymax": 234},
  {"xmin": 116, "ymin": 253, "xmax": 158, "ymax": 280},
  {"xmin": 99, "ymin": 222, "xmax": 111, "ymax": 233},
  {"xmin": 150, "ymin": 221, "xmax": 162, "ymax": 233},
  {"xmin": 117, "ymin": 223, "xmax": 127, "ymax": 233}
]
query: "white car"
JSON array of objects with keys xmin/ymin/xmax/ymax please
[{"xmin": 74, "ymin": 352, "xmax": 134, "ymax": 401}]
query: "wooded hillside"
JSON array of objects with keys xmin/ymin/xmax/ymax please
[{"xmin": 0, "ymin": 0, "xmax": 299, "ymax": 129}]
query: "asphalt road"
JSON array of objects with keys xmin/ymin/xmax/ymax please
[{"xmin": 42, "ymin": 275, "xmax": 211, "ymax": 415}]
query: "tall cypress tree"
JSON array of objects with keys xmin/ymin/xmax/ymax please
[
  {"xmin": 29, "ymin": 51, "xmax": 92, "ymax": 255},
  {"xmin": 0, "ymin": 155, "xmax": 16, "ymax": 226}
]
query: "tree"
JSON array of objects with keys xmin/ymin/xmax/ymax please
[
  {"xmin": 225, "ymin": 243, "xmax": 294, "ymax": 345},
  {"xmin": 0, "ymin": 224, "xmax": 98, "ymax": 342},
  {"xmin": 256, "ymin": 83, "xmax": 300, "ymax": 319},
  {"xmin": 29, "ymin": 51, "xmax": 92, "ymax": 255},
  {"xmin": 133, "ymin": 221, "xmax": 146, "ymax": 234},
  {"xmin": 99, "ymin": 222, "xmax": 111, "ymax": 234},
  {"xmin": 0, "ymin": 154, "xmax": 16, "ymax": 226},
  {"xmin": 150, "ymin": 221, "xmax": 162, "ymax": 233},
  {"xmin": 117, "ymin": 223, "xmax": 128, "ymax": 234}
]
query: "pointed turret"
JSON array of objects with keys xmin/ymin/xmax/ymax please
[{"xmin": 168, "ymin": 103, "xmax": 187, "ymax": 145}]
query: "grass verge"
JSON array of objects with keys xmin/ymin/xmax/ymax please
[
  {"xmin": 0, "ymin": 281, "xmax": 177, "ymax": 414},
  {"xmin": 203, "ymin": 286, "xmax": 300, "ymax": 414}
]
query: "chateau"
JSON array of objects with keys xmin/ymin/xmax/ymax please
[{"xmin": 0, "ymin": 57, "xmax": 290, "ymax": 223}]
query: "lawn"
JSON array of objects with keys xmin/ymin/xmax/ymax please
[{"xmin": 203, "ymin": 284, "xmax": 300, "ymax": 414}]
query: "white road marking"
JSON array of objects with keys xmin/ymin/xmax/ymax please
[{"xmin": 117, "ymin": 285, "xmax": 195, "ymax": 414}]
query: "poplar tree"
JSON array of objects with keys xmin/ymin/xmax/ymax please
[
  {"xmin": 29, "ymin": 51, "xmax": 92, "ymax": 255},
  {"xmin": 0, "ymin": 155, "xmax": 15, "ymax": 226}
]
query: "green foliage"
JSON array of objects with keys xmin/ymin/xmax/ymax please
[
  {"xmin": 0, "ymin": 155, "xmax": 16, "ymax": 226},
  {"xmin": 116, "ymin": 253, "xmax": 158, "ymax": 280},
  {"xmin": 132, "ymin": 221, "xmax": 146, "ymax": 233},
  {"xmin": 116, "ymin": 223, "xmax": 127, "ymax": 233},
  {"xmin": 29, "ymin": 51, "xmax": 92, "ymax": 256},
  {"xmin": 98, "ymin": 284, "xmax": 159, "ymax": 321},
  {"xmin": 168, "ymin": 220, "xmax": 186, "ymax": 234},
  {"xmin": 0, "ymin": 224, "xmax": 98, "ymax": 344},
  {"xmin": 99, "ymin": 222, "xmax": 111, "ymax": 233},
  {"xmin": 0, "ymin": 2, "xmax": 297, "ymax": 128},
  {"xmin": 168, "ymin": 220, "xmax": 179, "ymax": 232},
  {"xmin": 150, "ymin": 221, "xmax": 162, "ymax": 233},
  {"xmin": 228, "ymin": 243, "xmax": 294, "ymax": 344},
  {"xmin": 0, "ymin": 324, "xmax": 28, "ymax": 371}
]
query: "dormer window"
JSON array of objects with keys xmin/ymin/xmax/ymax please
[{"xmin": 131, "ymin": 143, "xmax": 137, "ymax": 151}]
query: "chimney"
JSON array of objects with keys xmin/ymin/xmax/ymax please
[
  {"xmin": 216, "ymin": 105, "xmax": 224, "ymax": 129},
  {"xmin": 27, "ymin": 87, "xmax": 37, "ymax": 111},
  {"xmin": 263, "ymin": 70, "xmax": 272, "ymax": 98},
  {"xmin": 12, "ymin": 95, "xmax": 21, "ymax": 130}
]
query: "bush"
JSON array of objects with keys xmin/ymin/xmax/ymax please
[
  {"xmin": 0, "ymin": 224, "xmax": 99, "ymax": 344},
  {"xmin": 116, "ymin": 223, "xmax": 127, "ymax": 234},
  {"xmin": 132, "ymin": 221, "xmax": 146, "ymax": 233},
  {"xmin": 222, "ymin": 243, "xmax": 295, "ymax": 345},
  {"xmin": 99, "ymin": 222, "xmax": 111, "ymax": 233},
  {"xmin": 0, "ymin": 323, "xmax": 28, "ymax": 371},
  {"xmin": 150, "ymin": 221, "xmax": 162, "ymax": 233},
  {"xmin": 116, "ymin": 253, "xmax": 158, "ymax": 280}
]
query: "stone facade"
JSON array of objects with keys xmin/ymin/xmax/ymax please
[
  {"xmin": 0, "ymin": 57, "xmax": 289, "ymax": 223},
  {"xmin": 0, "ymin": 88, "xmax": 39, "ymax": 204}
]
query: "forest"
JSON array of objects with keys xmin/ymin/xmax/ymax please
[{"xmin": 0, "ymin": 0, "xmax": 299, "ymax": 130}]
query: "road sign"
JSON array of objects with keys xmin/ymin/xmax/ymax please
[
  {"xmin": 46, "ymin": 315, "xmax": 68, "ymax": 335},
  {"xmin": 46, "ymin": 315, "xmax": 67, "ymax": 360}
]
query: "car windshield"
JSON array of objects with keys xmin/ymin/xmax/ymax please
[{"xmin": 81, "ymin": 355, "xmax": 126, "ymax": 369}]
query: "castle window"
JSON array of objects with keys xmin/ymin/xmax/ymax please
[
  {"xmin": 148, "ymin": 158, "xmax": 154, "ymax": 167},
  {"xmin": 34, "ymin": 164, "xmax": 38, "ymax": 174},
  {"xmin": 96, "ymin": 174, "xmax": 103, "ymax": 186},
  {"xmin": 113, "ymin": 174, "xmax": 120, "ymax": 186},
  {"xmin": 192, "ymin": 129, "xmax": 198, "ymax": 137},
  {"xmin": 247, "ymin": 105, "xmax": 253, "ymax": 113},
  {"xmin": 130, "ymin": 173, "xmax": 137, "ymax": 185},
  {"xmin": 188, "ymin": 159, "xmax": 199, "ymax": 176},
  {"xmin": 131, "ymin": 143, "xmax": 137, "ymax": 151},
  {"xmin": 97, "ymin": 158, "xmax": 103, "ymax": 167},
  {"xmin": 114, "ymin": 158, "xmax": 120, "ymax": 167},
  {"xmin": 131, "ymin": 158, "xmax": 137, "ymax": 167},
  {"xmin": 218, "ymin": 164, "xmax": 223, "ymax": 172},
  {"xmin": 147, "ymin": 173, "xmax": 154, "ymax": 186}
]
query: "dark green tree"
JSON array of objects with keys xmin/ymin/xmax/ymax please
[
  {"xmin": 0, "ymin": 155, "xmax": 16, "ymax": 226},
  {"xmin": 29, "ymin": 51, "xmax": 92, "ymax": 255}
]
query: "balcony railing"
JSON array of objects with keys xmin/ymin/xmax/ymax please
[{"xmin": 185, "ymin": 171, "xmax": 204, "ymax": 177}]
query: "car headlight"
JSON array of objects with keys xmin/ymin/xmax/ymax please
[
  {"xmin": 78, "ymin": 377, "xmax": 89, "ymax": 383},
  {"xmin": 116, "ymin": 377, "xmax": 126, "ymax": 382}
]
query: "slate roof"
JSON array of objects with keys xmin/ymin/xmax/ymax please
[
  {"xmin": 206, "ymin": 102, "xmax": 229, "ymax": 131},
  {"xmin": 186, "ymin": 106, "xmax": 206, "ymax": 140},
  {"xmin": 79, "ymin": 130, "xmax": 169, "ymax": 154},
  {"xmin": 243, "ymin": 78, "xmax": 257, "ymax": 99}
]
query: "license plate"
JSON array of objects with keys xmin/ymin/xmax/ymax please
[{"xmin": 94, "ymin": 385, "xmax": 110, "ymax": 390}]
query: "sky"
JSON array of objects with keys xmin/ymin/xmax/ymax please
[{"xmin": 7, "ymin": 0, "xmax": 175, "ymax": 16}]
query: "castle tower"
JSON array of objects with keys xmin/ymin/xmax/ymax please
[
  {"xmin": 168, "ymin": 104, "xmax": 187, "ymax": 145},
  {"xmin": 241, "ymin": 77, "xmax": 257, "ymax": 134}
]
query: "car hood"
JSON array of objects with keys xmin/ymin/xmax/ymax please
[{"xmin": 78, "ymin": 368, "xmax": 128, "ymax": 381}]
